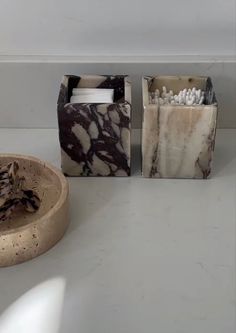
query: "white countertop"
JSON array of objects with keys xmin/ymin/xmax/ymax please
[{"xmin": 0, "ymin": 128, "xmax": 235, "ymax": 333}]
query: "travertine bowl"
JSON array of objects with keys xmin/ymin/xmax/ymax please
[{"xmin": 0, "ymin": 154, "xmax": 69, "ymax": 267}]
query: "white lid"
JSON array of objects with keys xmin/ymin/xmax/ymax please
[
  {"xmin": 70, "ymin": 93, "xmax": 113, "ymax": 104},
  {"xmin": 72, "ymin": 88, "xmax": 114, "ymax": 96}
]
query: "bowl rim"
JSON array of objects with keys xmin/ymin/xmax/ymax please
[{"xmin": 0, "ymin": 153, "xmax": 69, "ymax": 236}]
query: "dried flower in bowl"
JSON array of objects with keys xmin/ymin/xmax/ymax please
[{"xmin": 0, "ymin": 161, "xmax": 41, "ymax": 222}]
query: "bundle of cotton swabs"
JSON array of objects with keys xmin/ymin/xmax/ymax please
[{"xmin": 149, "ymin": 86, "xmax": 205, "ymax": 106}]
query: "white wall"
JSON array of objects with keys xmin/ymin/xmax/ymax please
[
  {"xmin": 0, "ymin": 1, "xmax": 235, "ymax": 129},
  {"xmin": 0, "ymin": 61, "xmax": 235, "ymax": 129},
  {"xmin": 0, "ymin": 0, "xmax": 235, "ymax": 56}
]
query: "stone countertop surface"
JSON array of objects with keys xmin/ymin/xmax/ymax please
[{"xmin": 0, "ymin": 128, "xmax": 235, "ymax": 333}]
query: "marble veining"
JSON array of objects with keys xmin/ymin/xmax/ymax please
[
  {"xmin": 142, "ymin": 76, "xmax": 218, "ymax": 179},
  {"xmin": 58, "ymin": 75, "xmax": 131, "ymax": 176}
]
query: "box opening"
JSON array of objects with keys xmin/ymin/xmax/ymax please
[
  {"xmin": 67, "ymin": 75, "xmax": 126, "ymax": 104},
  {"xmin": 148, "ymin": 76, "xmax": 216, "ymax": 105}
]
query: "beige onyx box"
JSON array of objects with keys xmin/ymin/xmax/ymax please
[{"xmin": 142, "ymin": 76, "xmax": 218, "ymax": 179}]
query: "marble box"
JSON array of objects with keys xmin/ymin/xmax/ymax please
[
  {"xmin": 57, "ymin": 75, "xmax": 131, "ymax": 176},
  {"xmin": 142, "ymin": 76, "xmax": 218, "ymax": 179}
]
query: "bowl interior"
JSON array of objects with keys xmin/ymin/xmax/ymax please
[{"xmin": 0, "ymin": 156, "xmax": 62, "ymax": 232}]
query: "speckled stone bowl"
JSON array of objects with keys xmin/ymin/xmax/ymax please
[{"xmin": 0, "ymin": 154, "xmax": 69, "ymax": 267}]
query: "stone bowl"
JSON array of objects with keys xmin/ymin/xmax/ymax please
[{"xmin": 0, "ymin": 154, "xmax": 69, "ymax": 267}]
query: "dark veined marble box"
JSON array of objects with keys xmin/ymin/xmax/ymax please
[
  {"xmin": 57, "ymin": 75, "xmax": 131, "ymax": 176},
  {"xmin": 142, "ymin": 76, "xmax": 218, "ymax": 179}
]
